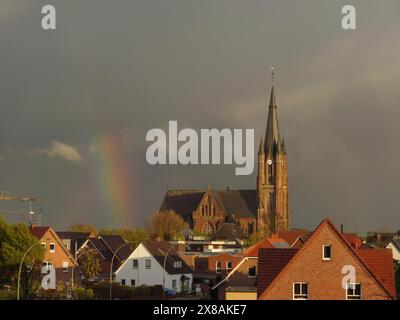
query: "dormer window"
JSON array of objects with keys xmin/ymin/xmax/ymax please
[
  {"xmin": 173, "ymin": 261, "xmax": 182, "ymax": 268},
  {"xmin": 323, "ymin": 245, "xmax": 331, "ymax": 260}
]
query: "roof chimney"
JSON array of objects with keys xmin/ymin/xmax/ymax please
[{"xmin": 340, "ymin": 224, "xmax": 344, "ymax": 234}]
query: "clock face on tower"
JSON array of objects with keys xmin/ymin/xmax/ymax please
[{"xmin": 267, "ymin": 159, "xmax": 273, "ymax": 165}]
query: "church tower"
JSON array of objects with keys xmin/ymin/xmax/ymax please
[{"xmin": 257, "ymin": 68, "xmax": 289, "ymax": 236}]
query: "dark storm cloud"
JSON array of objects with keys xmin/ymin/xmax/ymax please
[{"xmin": 0, "ymin": 0, "xmax": 399, "ymax": 233}]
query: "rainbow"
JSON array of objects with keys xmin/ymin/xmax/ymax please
[{"xmin": 91, "ymin": 133, "xmax": 136, "ymax": 227}]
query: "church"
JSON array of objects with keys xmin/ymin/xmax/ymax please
[{"xmin": 160, "ymin": 72, "xmax": 290, "ymax": 238}]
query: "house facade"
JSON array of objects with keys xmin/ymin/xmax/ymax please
[
  {"xmin": 115, "ymin": 240, "xmax": 193, "ymax": 293},
  {"xmin": 258, "ymin": 219, "xmax": 396, "ymax": 300},
  {"xmin": 30, "ymin": 226, "xmax": 81, "ymax": 286},
  {"xmin": 212, "ymin": 236, "xmax": 290, "ymax": 300},
  {"xmin": 77, "ymin": 235, "xmax": 131, "ymax": 281}
]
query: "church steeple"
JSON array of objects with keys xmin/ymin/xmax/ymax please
[
  {"xmin": 264, "ymin": 67, "xmax": 281, "ymax": 154},
  {"xmin": 258, "ymin": 135, "xmax": 264, "ymax": 155},
  {"xmin": 257, "ymin": 67, "xmax": 289, "ymax": 236}
]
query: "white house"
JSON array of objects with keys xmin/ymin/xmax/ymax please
[
  {"xmin": 386, "ymin": 239, "xmax": 400, "ymax": 262},
  {"xmin": 114, "ymin": 240, "xmax": 193, "ymax": 293}
]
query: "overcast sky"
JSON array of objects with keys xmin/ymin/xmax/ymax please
[{"xmin": 1, "ymin": 0, "xmax": 399, "ymax": 234}]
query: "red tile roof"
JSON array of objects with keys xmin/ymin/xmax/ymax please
[
  {"xmin": 257, "ymin": 248, "xmax": 298, "ymax": 296},
  {"xmin": 245, "ymin": 237, "xmax": 288, "ymax": 257},
  {"xmin": 276, "ymin": 230, "xmax": 310, "ymax": 247},
  {"xmin": 30, "ymin": 226, "xmax": 50, "ymax": 239},
  {"xmin": 259, "ymin": 219, "xmax": 397, "ymax": 300},
  {"xmin": 357, "ymin": 248, "xmax": 397, "ymax": 299}
]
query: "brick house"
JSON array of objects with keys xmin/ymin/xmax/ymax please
[
  {"xmin": 258, "ymin": 219, "xmax": 396, "ymax": 300},
  {"xmin": 195, "ymin": 252, "xmax": 243, "ymax": 279},
  {"xmin": 211, "ymin": 236, "xmax": 290, "ymax": 300},
  {"xmin": 30, "ymin": 226, "xmax": 81, "ymax": 286}
]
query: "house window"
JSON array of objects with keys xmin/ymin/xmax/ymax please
[
  {"xmin": 49, "ymin": 243, "xmax": 56, "ymax": 253},
  {"xmin": 41, "ymin": 242, "xmax": 46, "ymax": 249},
  {"xmin": 131, "ymin": 279, "xmax": 135, "ymax": 287},
  {"xmin": 346, "ymin": 283, "xmax": 361, "ymax": 300},
  {"xmin": 323, "ymin": 245, "xmax": 332, "ymax": 260},
  {"xmin": 293, "ymin": 282, "xmax": 308, "ymax": 300},
  {"xmin": 172, "ymin": 279, "xmax": 177, "ymax": 290},
  {"xmin": 226, "ymin": 261, "xmax": 232, "ymax": 272},
  {"xmin": 248, "ymin": 266, "xmax": 256, "ymax": 278},
  {"xmin": 216, "ymin": 261, "xmax": 222, "ymax": 274},
  {"xmin": 174, "ymin": 261, "xmax": 182, "ymax": 268},
  {"xmin": 121, "ymin": 279, "xmax": 126, "ymax": 286},
  {"xmin": 132, "ymin": 259, "xmax": 138, "ymax": 269},
  {"xmin": 145, "ymin": 259, "xmax": 151, "ymax": 269},
  {"xmin": 62, "ymin": 261, "xmax": 69, "ymax": 272}
]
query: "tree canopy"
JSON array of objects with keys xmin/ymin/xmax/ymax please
[
  {"xmin": 146, "ymin": 210, "xmax": 189, "ymax": 240},
  {"xmin": 0, "ymin": 217, "xmax": 44, "ymax": 298}
]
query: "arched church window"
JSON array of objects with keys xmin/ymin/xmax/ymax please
[{"xmin": 202, "ymin": 222, "xmax": 214, "ymax": 238}]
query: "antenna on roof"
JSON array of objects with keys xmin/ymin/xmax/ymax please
[{"xmin": 271, "ymin": 67, "xmax": 275, "ymax": 86}]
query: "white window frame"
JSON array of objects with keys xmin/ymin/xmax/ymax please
[
  {"xmin": 346, "ymin": 283, "xmax": 361, "ymax": 300},
  {"xmin": 132, "ymin": 259, "xmax": 138, "ymax": 269},
  {"xmin": 216, "ymin": 261, "xmax": 222, "ymax": 274},
  {"xmin": 130, "ymin": 279, "xmax": 135, "ymax": 287},
  {"xmin": 174, "ymin": 261, "xmax": 182, "ymax": 268},
  {"xmin": 121, "ymin": 279, "xmax": 126, "ymax": 286},
  {"xmin": 172, "ymin": 279, "xmax": 177, "ymax": 290},
  {"xmin": 293, "ymin": 282, "xmax": 308, "ymax": 300},
  {"xmin": 322, "ymin": 245, "xmax": 331, "ymax": 260},
  {"xmin": 62, "ymin": 261, "xmax": 69, "ymax": 273},
  {"xmin": 49, "ymin": 243, "xmax": 56, "ymax": 253},
  {"xmin": 226, "ymin": 261, "xmax": 232, "ymax": 271},
  {"xmin": 145, "ymin": 259, "xmax": 151, "ymax": 269},
  {"xmin": 41, "ymin": 242, "xmax": 46, "ymax": 249}
]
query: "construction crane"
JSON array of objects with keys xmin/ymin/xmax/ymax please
[
  {"xmin": 0, "ymin": 190, "xmax": 39, "ymax": 225},
  {"xmin": 0, "ymin": 191, "xmax": 36, "ymax": 202}
]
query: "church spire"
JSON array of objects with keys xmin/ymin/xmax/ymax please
[
  {"xmin": 281, "ymin": 138, "xmax": 287, "ymax": 155},
  {"xmin": 264, "ymin": 67, "xmax": 281, "ymax": 153},
  {"xmin": 258, "ymin": 135, "xmax": 264, "ymax": 155}
]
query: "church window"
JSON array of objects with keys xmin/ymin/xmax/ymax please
[{"xmin": 202, "ymin": 222, "xmax": 214, "ymax": 237}]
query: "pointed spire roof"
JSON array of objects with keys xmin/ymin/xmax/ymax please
[
  {"xmin": 281, "ymin": 138, "xmax": 287, "ymax": 155},
  {"xmin": 258, "ymin": 198, "xmax": 264, "ymax": 209},
  {"xmin": 264, "ymin": 67, "xmax": 281, "ymax": 154},
  {"xmin": 258, "ymin": 135, "xmax": 264, "ymax": 155}
]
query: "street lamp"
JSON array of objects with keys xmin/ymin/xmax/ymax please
[
  {"xmin": 109, "ymin": 242, "xmax": 135, "ymax": 300},
  {"xmin": 158, "ymin": 246, "xmax": 173, "ymax": 300},
  {"xmin": 17, "ymin": 241, "xmax": 41, "ymax": 300}
]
